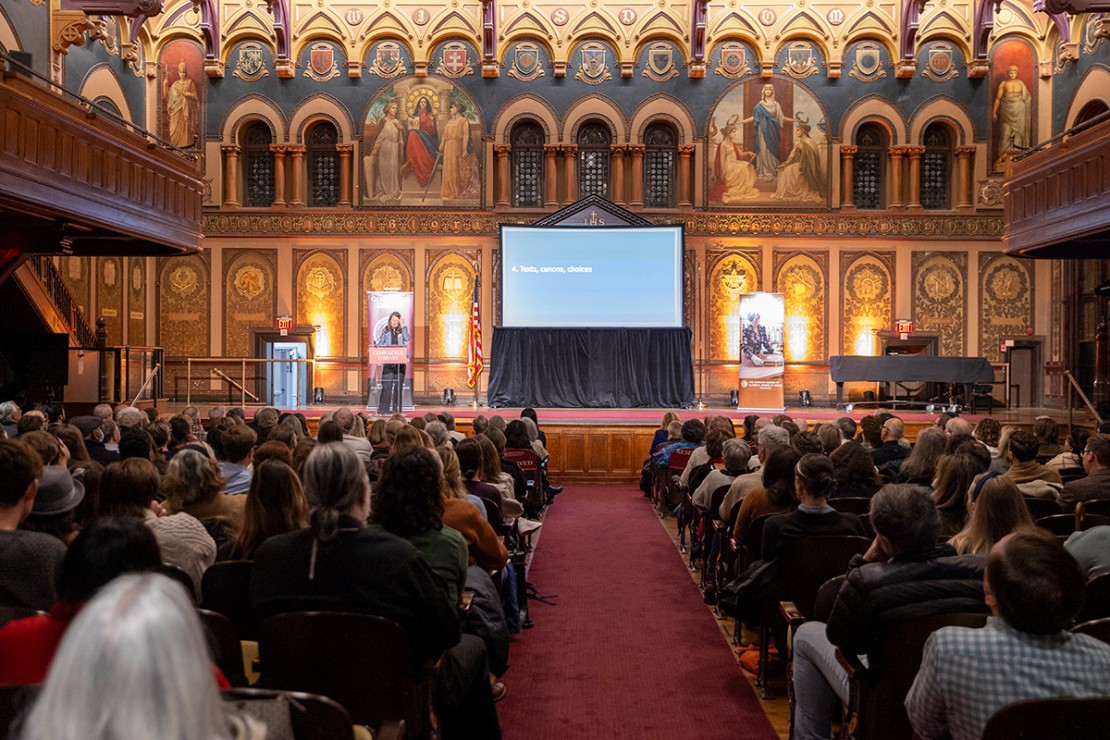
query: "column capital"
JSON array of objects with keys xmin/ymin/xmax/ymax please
[
  {"xmin": 543, "ymin": 145, "xmax": 560, "ymax": 156},
  {"xmin": 628, "ymin": 145, "xmax": 645, "ymax": 158},
  {"xmin": 888, "ymin": 146, "xmax": 908, "ymax": 159},
  {"xmin": 269, "ymin": 144, "xmax": 288, "ymax": 155},
  {"xmin": 610, "ymin": 145, "xmax": 627, "ymax": 158},
  {"xmin": 288, "ymin": 145, "xmax": 306, "ymax": 156},
  {"xmin": 336, "ymin": 144, "xmax": 354, "ymax": 155},
  {"xmin": 840, "ymin": 145, "xmax": 858, "ymax": 156},
  {"xmin": 221, "ymin": 144, "xmax": 241, "ymax": 155},
  {"xmin": 493, "ymin": 144, "xmax": 512, "ymax": 157},
  {"xmin": 561, "ymin": 144, "xmax": 578, "ymax": 156},
  {"xmin": 678, "ymin": 145, "xmax": 696, "ymax": 157},
  {"xmin": 905, "ymin": 146, "xmax": 926, "ymax": 159},
  {"xmin": 955, "ymin": 146, "xmax": 976, "ymax": 157}
]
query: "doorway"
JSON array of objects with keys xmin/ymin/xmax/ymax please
[
  {"xmin": 254, "ymin": 330, "xmax": 315, "ymax": 408},
  {"xmin": 1008, "ymin": 339, "xmax": 1042, "ymax": 408}
]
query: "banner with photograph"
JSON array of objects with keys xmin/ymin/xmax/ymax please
[
  {"xmin": 367, "ymin": 291, "xmax": 415, "ymax": 413},
  {"xmin": 738, "ymin": 292, "xmax": 785, "ymax": 412}
]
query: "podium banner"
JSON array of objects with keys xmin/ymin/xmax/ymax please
[
  {"xmin": 738, "ymin": 292, "xmax": 785, "ymax": 412},
  {"xmin": 367, "ymin": 291, "xmax": 415, "ymax": 413}
]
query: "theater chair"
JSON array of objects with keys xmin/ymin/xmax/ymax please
[
  {"xmin": 201, "ymin": 560, "xmax": 259, "ymax": 640},
  {"xmin": 198, "ymin": 608, "xmax": 250, "ymax": 687},
  {"xmin": 981, "ymin": 697, "xmax": 1110, "ymax": 740},
  {"xmin": 835, "ymin": 612, "xmax": 988, "ymax": 740},
  {"xmin": 1076, "ymin": 573, "xmax": 1110, "ymax": 624},
  {"xmin": 1023, "ymin": 496, "xmax": 1062, "ymax": 521},
  {"xmin": 1071, "ymin": 617, "xmax": 1110, "ymax": 645},
  {"xmin": 697, "ymin": 484, "xmax": 732, "ymax": 603},
  {"xmin": 223, "ymin": 687, "xmax": 372, "ymax": 740}
]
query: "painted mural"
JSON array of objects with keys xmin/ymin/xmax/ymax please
[
  {"xmin": 158, "ymin": 39, "xmax": 203, "ymax": 149},
  {"xmin": 708, "ymin": 78, "xmax": 830, "ymax": 207},
  {"xmin": 361, "ymin": 81, "xmax": 482, "ymax": 207},
  {"xmin": 989, "ymin": 39, "xmax": 1036, "ymax": 172}
]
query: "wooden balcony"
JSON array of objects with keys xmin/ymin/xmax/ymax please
[
  {"xmin": 1005, "ymin": 114, "xmax": 1110, "ymax": 258},
  {"xmin": 0, "ymin": 62, "xmax": 202, "ymax": 270}
]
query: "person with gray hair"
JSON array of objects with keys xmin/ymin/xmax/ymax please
[
  {"xmin": 718, "ymin": 423, "xmax": 790, "ymax": 519},
  {"xmin": 790, "ymin": 484, "xmax": 988, "ymax": 740},
  {"xmin": 472, "ymin": 414, "xmax": 489, "ymax": 435},
  {"xmin": 439, "ymin": 411, "xmax": 466, "ymax": 443},
  {"xmin": 19, "ymin": 573, "xmax": 255, "ymax": 740},
  {"xmin": 0, "ymin": 401, "xmax": 20, "ymax": 438},
  {"xmin": 208, "ymin": 405, "xmax": 227, "ymax": 423},
  {"xmin": 332, "ymin": 407, "xmax": 373, "ymax": 466},
  {"xmin": 92, "ymin": 403, "xmax": 114, "ymax": 421},
  {"xmin": 425, "ymin": 421, "xmax": 450, "ymax": 449},
  {"xmin": 488, "ymin": 415, "xmax": 507, "ymax": 433},
  {"xmin": 114, "ymin": 407, "xmax": 147, "ymax": 432},
  {"xmin": 693, "ymin": 438, "xmax": 751, "ymax": 509}
]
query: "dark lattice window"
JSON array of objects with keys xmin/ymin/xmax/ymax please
[
  {"xmin": 577, "ymin": 122, "xmax": 611, "ymax": 199},
  {"xmin": 511, "ymin": 121, "xmax": 544, "ymax": 208},
  {"xmin": 921, "ymin": 123, "xmax": 951, "ymax": 210},
  {"xmin": 643, "ymin": 122, "xmax": 677, "ymax": 208},
  {"xmin": 242, "ymin": 122, "xmax": 274, "ymax": 208},
  {"xmin": 852, "ymin": 122, "xmax": 886, "ymax": 210},
  {"xmin": 307, "ymin": 122, "xmax": 339, "ymax": 207}
]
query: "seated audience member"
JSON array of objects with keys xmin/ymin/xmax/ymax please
[
  {"xmin": 457, "ymin": 439, "xmax": 505, "ymax": 528},
  {"xmin": 487, "ymin": 415, "xmax": 507, "ymax": 433},
  {"xmin": 1058, "ymin": 433, "xmax": 1110, "ymax": 513},
  {"xmin": 857, "ymin": 416, "xmax": 884, "ymax": 451},
  {"xmin": 251, "ymin": 443, "xmax": 499, "ymax": 739},
  {"xmin": 228, "ymin": 460, "xmax": 308, "ymax": 561},
  {"xmin": 933, "ymin": 412, "xmax": 955, "ymax": 432},
  {"xmin": 791, "ymin": 485, "xmax": 988, "ymax": 740},
  {"xmin": 217, "ymin": 424, "xmax": 257, "ymax": 495},
  {"xmin": 828, "ymin": 441, "xmax": 883, "ymax": 499},
  {"xmin": 813, "ymin": 424, "xmax": 841, "ymax": 455},
  {"xmin": 21, "ymin": 465, "xmax": 85, "ymax": 545},
  {"xmin": 99, "ymin": 458, "xmax": 215, "ymax": 595},
  {"xmin": 1064, "ymin": 524, "xmax": 1110, "ymax": 579},
  {"xmin": 166, "ymin": 416, "xmax": 194, "ymax": 458},
  {"xmin": 520, "ymin": 416, "xmax": 562, "ymax": 497},
  {"xmin": 114, "ymin": 406, "xmax": 147, "ymax": 432},
  {"xmin": 949, "ymin": 473, "xmax": 1033, "ymax": 556},
  {"xmin": 19, "ymin": 573, "xmax": 251, "ymax": 740},
  {"xmin": 485, "ymin": 428, "xmax": 528, "ymax": 509},
  {"xmin": 1047, "ymin": 427, "xmax": 1089, "ymax": 472},
  {"xmin": 333, "ymin": 407, "xmax": 374, "ymax": 465},
  {"xmin": 944, "ymin": 416, "xmax": 973, "ymax": 439},
  {"xmin": 989, "ymin": 425, "xmax": 1018, "ymax": 474},
  {"xmin": 441, "ymin": 411, "xmax": 466, "ymax": 444},
  {"xmin": 0, "ymin": 440, "xmax": 65, "ymax": 610},
  {"xmin": 650, "ymin": 412, "xmax": 680, "ymax": 454},
  {"xmin": 16, "ymin": 413, "xmax": 45, "ymax": 435},
  {"xmin": 252, "ymin": 439, "xmax": 294, "ymax": 468},
  {"xmin": 870, "ymin": 417, "xmax": 910, "ymax": 476},
  {"xmin": 834, "ymin": 417, "xmax": 857, "ymax": 446},
  {"xmin": 20, "ymin": 430, "xmax": 66, "ymax": 467},
  {"xmin": 426, "ymin": 421, "xmax": 451, "ymax": 451},
  {"xmin": 163, "ymin": 448, "xmax": 245, "ymax": 557},
  {"xmin": 291, "ymin": 438, "xmax": 317, "ymax": 477},
  {"xmin": 792, "ymin": 431, "xmax": 823, "ymax": 457},
  {"xmin": 931, "ymin": 453, "xmax": 989, "ymax": 539},
  {"xmin": 760, "ymin": 453, "xmax": 865, "ymax": 561},
  {"xmin": 0, "ymin": 518, "xmax": 163, "ymax": 684},
  {"xmin": 71, "ymin": 416, "xmax": 118, "ymax": 466},
  {"xmin": 973, "ymin": 418, "xmax": 1002, "ymax": 459},
  {"xmin": 118, "ymin": 427, "xmax": 156, "ymax": 463},
  {"xmin": 226, "ymin": 407, "xmax": 247, "ymax": 425},
  {"xmin": 651, "ymin": 418, "xmax": 706, "ymax": 467},
  {"xmin": 521, "ymin": 407, "xmax": 547, "ymax": 447},
  {"xmin": 0, "ymin": 401, "xmax": 20, "ymax": 438},
  {"xmin": 897, "ymin": 428, "xmax": 947, "ymax": 487},
  {"xmin": 1001, "ymin": 429, "xmax": 1062, "ymax": 496},
  {"xmin": 1034, "ymin": 416, "xmax": 1065, "ymax": 458},
  {"xmin": 720, "ymin": 424, "xmax": 790, "ymax": 520},
  {"xmin": 731, "ymin": 447, "xmax": 801, "ymax": 544},
  {"xmin": 475, "ymin": 435, "xmax": 524, "ymax": 519},
  {"xmin": 52, "ymin": 423, "xmax": 90, "ymax": 465},
  {"xmin": 693, "ymin": 439, "xmax": 751, "ymax": 511},
  {"xmin": 906, "ymin": 528, "xmax": 1110, "ymax": 740},
  {"xmin": 252, "ymin": 406, "xmax": 280, "ymax": 444},
  {"xmin": 316, "ymin": 418, "xmax": 345, "ymax": 444},
  {"xmin": 685, "ymin": 427, "xmax": 728, "ymax": 495},
  {"xmin": 440, "ymin": 449, "xmax": 509, "ymax": 565},
  {"xmin": 471, "ymin": 414, "xmax": 490, "ymax": 436}
]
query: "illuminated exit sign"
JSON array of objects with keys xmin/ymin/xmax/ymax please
[{"xmin": 894, "ymin": 319, "xmax": 913, "ymax": 334}]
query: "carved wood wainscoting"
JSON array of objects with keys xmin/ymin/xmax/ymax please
[{"xmin": 542, "ymin": 424, "xmax": 657, "ymax": 482}]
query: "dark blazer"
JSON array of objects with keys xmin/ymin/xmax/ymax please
[
  {"xmin": 1058, "ymin": 468, "xmax": 1110, "ymax": 513},
  {"xmin": 761, "ymin": 507, "xmax": 866, "ymax": 562}
]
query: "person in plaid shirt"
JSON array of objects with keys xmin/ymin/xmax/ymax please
[{"xmin": 906, "ymin": 528, "xmax": 1110, "ymax": 740}]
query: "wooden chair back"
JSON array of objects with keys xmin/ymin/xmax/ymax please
[
  {"xmin": 1035, "ymin": 513, "xmax": 1078, "ymax": 536},
  {"xmin": 222, "ymin": 687, "xmax": 369, "ymax": 740},
  {"xmin": 708, "ymin": 484, "xmax": 731, "ymax": 523},
  {"xmin": 201, "ymin": 560, "xmax": 259, "ymax": 640},
  {"xmin": 1077, "ymin": 573, "xmax": 1110, "ymax": 624},
  {"xmin": 841, "ymin": 612, "xmax": 988, "ymax": 740},
  {"xmin": 1082, "ymin": 513, "xmax": 1110, "ymax": 530},
  {"xmin": 771, "ymin": 535, "xmax": 870, "ymax": 620},
  {"xmin": 1059, "ymin": 467, "xmax": 1088, "ymax": 484},
  {"xmin": 1078, "ymin": 498, "xmax": 1110, "ymax": 517},
  {"xmin": 197, "ymin": 608, "xmax": 249, "ymax": 687},
  {"xmin": 258, "ymin": 611, "xmax": 431, "ymax": 739},
  {"xmin": 664, "ymin": 448, "xmax": 695, "ymax": 506},
  {"xmin": 1023, "ymin": 496, "xmax": 1062, "ymax": 520},
  {"xmin": 158, "ymin": 562, "xmax": 198, "ymax": 603},
  {"xmin": 1071, "ymin": 617, "xmax": 1110, "ymax": 645},
  {"xmin": 981, "ymin": 697, "xmax": 1110, "ymax": 740},
  {"xmin": 827, "ymin": 497, "xmax": 872, "ymax": 515},
  {"xmin": 739, "ymin": 513, "xmax": 774, "ymax": 571}
]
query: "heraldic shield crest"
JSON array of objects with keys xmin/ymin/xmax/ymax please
[
  {"xmin": 923, "ymin": 43, "xmax": 959, "ymax": 81},
  {"xmin": 784, "ymin": 42, "xmax": 819, "ymax": 78},
  {"xmin": 368, "ymin": 42, "xmax": 406, "ymax": 78},
  {"xmin": 575, "ymin": 42, "xmax": 612, "ymax": 84},
  {"xmin": 509, "ymin": 42, "xmax": 545, "ymax": 81},
  {"xmin": 849, "ymin": 42, "xmax": 887, "ymax": 82},
  {"xmin": 715, "ymin": 43, "xmax": 752, "ymax": 78},
  {"xmin": 304, "ymin": 43, "xmax": 340, "ymax": 82},
  {"xmin": 642, "ymin": 42, "xmax": 679, "ymax": 81},
  {"xmin": 233, "ymin": 42, "xmax": 268, "ymax": 81},
  {"xmin": 437, "ymin": 42, "xmax": 475, "ymax": 79}
]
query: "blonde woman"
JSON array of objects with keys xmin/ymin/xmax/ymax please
[{"xmin": 949, "ymin": 473, "xmax": 1033, "ymax": 555}]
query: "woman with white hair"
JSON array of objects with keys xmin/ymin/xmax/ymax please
[{"xmin": 20, "ymin": 572, "xmax": 262, "ymax": 740}]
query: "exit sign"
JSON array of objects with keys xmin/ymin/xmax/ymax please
[
  {"xmin": 276, "ymin": 316, "xmax": 294, "ymax": 335},
  {"xmin": 894, "ymin": 319, "xmax": 913, "ymax": 334}
]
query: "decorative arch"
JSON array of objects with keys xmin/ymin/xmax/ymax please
[
  {"xmin": 353, "ymin": 21, "xmax": 418, "ymax": 63},
  {"xmin": 426, "ymin": 251, "xmax": 477, "ymax": 360},
  {"xmin": 294, "ymin": 250, "xmax": 346, "ymax": 358},
  {"xmin": 774, "ymin": 30, "xmax": 834, "ymax": 62},
  {"xmin": 909, "ymin": 97, "xmax": 974, "ymax": 146},
  {"xmin": 78, "ymin": 65, "xmax": 133, "ymax": 124},
  {"xmin": 629, "ymin": 94, "xmax": 696, "ymax": 144},
  {"xmin": 775, "ymin": 251, "xmax": 828, "ymax": 363},
  {"xmin": 840, "ymin": 251, "xmax": 895, "ymax": 357},
  {"xmin": 223, "ymin": 249, "xmax": 276, "ymax": 356},
  {"xmin": 289, "ymin": 94, "xmax": 355, "ymax": 144},
  {"xmin": 841, "ymin": 23, "xmax": 899, "ymax": 58},
  {"xmin": 493, "ymin": 94, "xmax": 560, "ymax": 143},
  {"xmin": 1066, "ymin": 66, "xmax": 1110, "ymax": 129},
  {"xmin": 840, "ymin": 95, "xmax": 907, "ymax": 144},
  {"xmin": 221, "ymin": 94, "xmax": 286, "ymax": 143},
  {"xmin": 914, "ymin": 31, "xmax": 972, "ymax": 65},
  {"xmin": 562, "ymin": 96, "xmax": 627, "ymax": 143},
  {"xmin": 707, "ymin": 250, "xmax": 761, "ymax": 361},
  {"xmin": 0, "ymin": 4, "xmax": 21, "ymax": 52},
  {"xmin": 360, "ymin": 250, "xmax": 414, "ymax": 352}
]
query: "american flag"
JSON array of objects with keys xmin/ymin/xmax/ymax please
[{"xmin": 466, "ymin": 276, "xmax": 483, "ymax": 388}]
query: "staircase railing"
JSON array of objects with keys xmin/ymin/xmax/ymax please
[{"xmin": 27, "ymin": 256, "xmax": 96, "ymax": 347}]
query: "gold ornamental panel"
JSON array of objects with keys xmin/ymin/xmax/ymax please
[
  {"xmin": 360, "ymin": 250, "xmax": 414, "ymax": 353},
  {"xmin": 426, "ymin": 250, "xmax": 478, "ymax": 361},
  {"xmin": 707, "ymin": 251, "xmax": 760, "ymax": 361},
  {"xmin": 912, "ymin": 252, "xmax": 967, "ymax": 357},
  {"xmin": 98, "ymin": 257, "xmax": 123, "ymax": 346},
  {"xmin": 127, "ymin": 258, "xmax": 146, "ymax": 347},
  {"xmin": 224, "ymin": 250, "xmax": 276, "ymax": 357},
  {"xmin": 774, "ymin": 251, "xmax": 827, "ymax": 363},
  {"xmin": 979, "ymin": 254, "xmax": 1033, "ymax": 361},
  {"xmin": 158, "ymin": 254, "xmax": 211, "ymax": 358},
  {"xmin": 295, "ymin": 251, "xmax": 346, "ymax": 358},
  {"xmin": 58, "ymin": 256, "xmax": 90, "ymax": 319},
  {"xmin": 840, "ymin": 252, "xmax": 895, "ymax": 357}
]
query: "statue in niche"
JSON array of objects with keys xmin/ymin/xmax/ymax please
[
  {"xmin": 163, "ymin": 60, "xmax": 199, "ymax": 148},
  {"xmin": 993, "ymin": 64, "xmax": 1031, "ymax": 168}
]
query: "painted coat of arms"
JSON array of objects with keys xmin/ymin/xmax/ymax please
[
  {"xmin": 784, "ymin": 42, "xmax": 819, "ymax": 79},
  {"xmin": 368, "ymin": 42, "xmax": 407, "ymax": 78},
  {"xmin": 849, "ymin": 42, "xmax": 886, "ymax": 82},
  {"xmin": 923, "ymin": 44, "xmax": 959, "ymax": 82},
  {"xmin": 715, "ymin": 43, "xmax": 752, "ymax": 79},
  {"xmin": 642, "ymin": 43, "xmax": 679, "ymax": 81},
  {"xmin": 304, "ymin": 43, "xmax": 340, "ymax": 82},
  {"xmin": 437, "ymin": 42, "xmax": 475, "ymax": 79},
  {"xmin": 575, "ymin": 42, "xmax": 612, "ymax": 85},
  {"xmin": 233, "ymin": 42, "xmax": 268, "ymax": 81},
  {"xmin": 509, "ymin": 42, "xmax": 546, "ymax": 82}
]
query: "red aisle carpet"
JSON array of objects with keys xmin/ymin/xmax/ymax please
[{"xmin": 498, "ymin": 485, "xmax": 778, "ymax": 740}]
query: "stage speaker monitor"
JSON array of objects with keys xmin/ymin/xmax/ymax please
[
  {"xmin": 729, "ymin": 390, "xmax": 739, "ymax": 408},
  {"xmin": 0, "ymin": 333, "xmax": 69, "ymax": 387},
  {"xmin": 442, "ymin": 388, "xmax": 456, "ymax": 406}
]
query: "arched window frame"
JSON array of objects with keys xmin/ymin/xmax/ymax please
[
  {"xmin": 510, "ymin": 120, "xmax": 545, "ymax": 208},
  {"xmin": 577, "ymin": 121, "xmax": 611, "ymax": 199},
  {"xmin": 852, "ymin": 122, "xmax": 887, "ymax": 210},
  {"xmin": 921, "ymin": 122, "xmax": 953, "ymax": 210},
  {"xmin": 306, "ymin": 121, "xmax": 339, "ymax": 208},
  {"xmin": 642, "ymin": 121, "xmax": 677, "ymax": 209},
  {"xmin": 240, "ymin": 121, "xmax": 274, "ymax": 208}
]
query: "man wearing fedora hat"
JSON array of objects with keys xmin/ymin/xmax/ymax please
[
  {"xmin": 0, "ymin": 440, "xmax": 66, "ymax": 610},
  {"xmin": 24, "ymin": 466, "xmax": 86, "ymax": 543}
]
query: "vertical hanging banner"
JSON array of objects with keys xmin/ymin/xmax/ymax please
[
  {"xmin": 738, "ymin": 292, "xmax": 786, "ymax": 411},
  {"xmin": 367, "ymin": 291, "xmax": 415, "ymax": 413}
]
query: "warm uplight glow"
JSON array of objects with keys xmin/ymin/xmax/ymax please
[
  {"xmin": 312, "ymin": 313, "xmax": 331, "ymax": 356},
  {"xmin": 854, "ymin": 322, "xmax": 878, "ymax": 356},
  {"xmin": 786, "ymin": 316, "xmax": 809, "ymax": 362},
  {"xmin": 726, "ymin": 314, "xmax": 742, "ymax": 361},
  {"xmin": 442, "ymin": 312, "xmax": 467, "ymax": 358}
]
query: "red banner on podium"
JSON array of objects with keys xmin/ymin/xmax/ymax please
[{"xmin": 369, "ymin": 346, "xmax": 408, "ymax": 364}]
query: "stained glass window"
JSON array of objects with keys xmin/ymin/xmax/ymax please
[
  {"xmin": 242, "ymin": 122, "xmax": 274, "ymax": 208},
  {"xmin": 853, "ymin": 122, "xmax": 886, "ymax": 210},
  {"xmin": 308, "ymin": 122, "xmax": 339, "ymax": 207},
  {"xmin": 643, "ymin": 122, "xmax": 676, "ymax": 208},
  {"xmin": 511, "ymin": 121, "xmax": 544, "ymax": 208},
  {"xmin": 577, "ymin": 122, "xmax": 611, "ymax": 199}
]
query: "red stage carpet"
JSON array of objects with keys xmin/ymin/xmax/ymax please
[{"xmin": 498, "ymin": 485, "xmax": 778, "ymax": 740}]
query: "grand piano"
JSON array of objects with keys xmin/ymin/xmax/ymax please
[{"xmin": 829, "ymin": 355, "xmax": 995, "ymax": 408}]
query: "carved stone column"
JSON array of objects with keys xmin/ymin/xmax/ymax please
[
  {"xmin": 563, "ymin": 145, "xmax": 578, "ymax": 204},
  {"xmin": 289, "ymin": 145, "xmax": 306, "ymax": 207},
  {"xmin": 494, "ymin": 145, "xmax": 511, "ymax": 207},
  {"xmin": 270, "ymin": 145, "xmax": 287, "ymax": 207},
  {"xmin": 888, "ymin": 146, "xmax": 906, "ymax": 210},
  {"xmin": 543, "ymin": 145, "xmax": 559, "ymax": 207},
  {"xmin": 611, "ymin": 146, "xmax": 626, "ymax": 205},
  {"xmin": 628, "ymin": 146, "xmax": 645, "ymax": 208},
  {"xmin": 839, "ymin": 145, "xmax": 857, "ymax": 210},
  {"xmin": 337, "ymin": 145, "xmax": 353, "ymax": 206},
  {"xmin": 221, "ymin": 145, "xmax": 240, "ymax": 208},
  {"xmin": 906, "ymin": 146, "xmax": 926, "ymax": 210},
  {"xmin": 955, "ymin": 146, "xmax": 975, "ymax": 210},
  {"xmin": 677, "ymin": 145, "xmax": 695, "ymax": 208}
]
